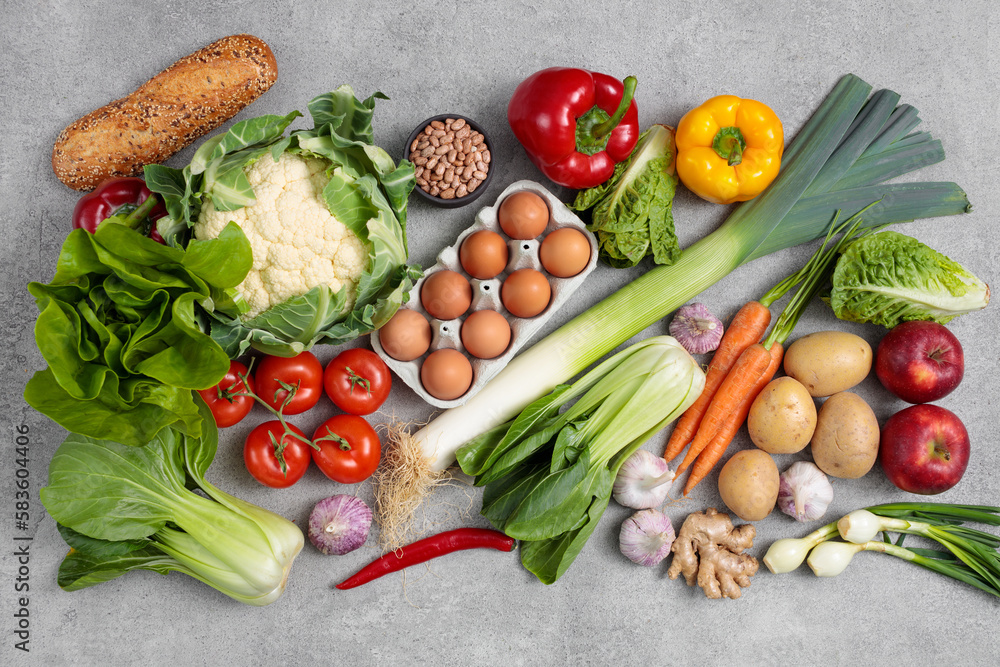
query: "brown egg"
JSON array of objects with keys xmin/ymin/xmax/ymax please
[
  {"xmin": 420, "ymin": 348, "xmax": 474, "ymax": 400},
  {"xmin": 460, "ymin": 230, "xmax": 509, "ymax": 279},
  {"xmin": 539, "ymin": 227, "xmax": 591, "ymax": 278},
  {"xmin": 498, "ymin": 191, "xmax": 549, "ymax": 240},
  {"xmin": 502, "ymin": 268, "xmax": 551, "ymax": 318},
  {"xmin": 461, "ymin": 310, "xmax": 512, "ymax": 359},
  {"xmin": 378, "ymin": 309, "xmax": 432, "ymax": 361},
  {"xmin": 420, "ymin": 270, "xmax": 472, "ymax": 320}
]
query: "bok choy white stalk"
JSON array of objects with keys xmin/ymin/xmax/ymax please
[{"xmin": 375, "ymin": 74, "xmax": 972, "ymax": 546}]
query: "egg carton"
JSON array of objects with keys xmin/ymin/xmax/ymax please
[{"xmin": 372, "ymin": 180, "xmax": 599, "ymax": 408}]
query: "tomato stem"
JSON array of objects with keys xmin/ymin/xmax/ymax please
[{"xmin": 346, "ymin": 367, "xmax": 372, "ymax": 396}]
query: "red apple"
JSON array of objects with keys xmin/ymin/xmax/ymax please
[
  {"xmin": 875, "ymin": 321, "xmax": 964, "ymax": 403},
  {"xmin": 879, "ymin": 404, "xmax": 970, "ymax": 495}
]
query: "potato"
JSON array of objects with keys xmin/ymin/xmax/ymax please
[
  {"xmin": 717, "ymin": 449, "xmax": 779, "ymax": 521},
  {"xmin": 810, "ymin": 391, "xmax": 880, "ymax": 479},
  {"xmin": 783, "ymin": 331, "xmax": 872, "ymax": 397},
  {"xmin": 748, "ymin": 377, "xmax": 817, "ymax": 454}
]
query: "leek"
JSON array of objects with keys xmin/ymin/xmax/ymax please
[{"xmin": 376, "ymin": 74, "xmax": 971, "ymax": 546}]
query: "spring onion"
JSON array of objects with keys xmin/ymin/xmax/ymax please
[
  {"xmin": 765, "ymin": 503, "xmax": 1000, "ymax": 598},
  {"xmin": 376, "ymin": 74, "xmax": 971, "ymax": 546}
]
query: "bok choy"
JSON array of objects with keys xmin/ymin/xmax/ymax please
[
  {"xmin": 456, "ymin": 336, "xmax": 704, "ymax": 583},
  {"xmin": 40, "ymin": 401, "xmax": 304, "ymax": 606},
  {"xmin": 376, "ymin": 73, "xmax": 972, "ymax": 546}
]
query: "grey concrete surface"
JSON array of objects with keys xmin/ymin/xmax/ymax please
[{"xmin": 2, "ymin": 0, "xmax": 998, "ymax": 664}]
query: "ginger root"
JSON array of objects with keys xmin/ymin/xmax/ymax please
[{"xmin": 667, "ymin": 507, "xmax": 759, "ymax": 599}]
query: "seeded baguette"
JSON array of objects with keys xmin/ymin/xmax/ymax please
[{"xmin": 52, "ymin": 34, "xmax": 278, "ymax": 191}]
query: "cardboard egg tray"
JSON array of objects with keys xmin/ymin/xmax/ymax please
[{"xmin": 372, "ymin": 180, "xmax": 599, "ymax": 408}]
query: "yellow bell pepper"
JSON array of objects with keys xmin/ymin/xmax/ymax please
[{"xmin": 675, "ymin": 95, "xmax": 784, "ymax": 205}]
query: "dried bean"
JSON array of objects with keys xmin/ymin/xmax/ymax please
[{"xmin": 412, "ymin": 117, "xmax": 490, "ymax": 199}]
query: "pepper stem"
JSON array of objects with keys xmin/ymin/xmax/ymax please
[
  {"xmin": 592, "ymin": 76, "xmax": 637, "ymax": 140},
  {"xmin": 711, "ymin": 126, "xmax": 746, "ymax": 166},
  {"xmin": 122, "ymin": 195, "xmax": 160, "ymax": 230}
]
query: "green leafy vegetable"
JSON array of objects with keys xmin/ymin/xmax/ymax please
[
  {"xmin": 145, "ymin": 86, "xmax": 420, "ymax": 357},
  {"xmin": 827, "ymin": 230, "xmax": 990, "ymax": 327},
  {"xmin": 456, "ymin": 336, "xmax": 705, "ymax": 583},
  {"xmin": 570, "ymin": 124, "xmax": 680, "ymax": 268},
  {"xmin": 40, "ymin": 401, "xmax": 304, "ymax": 606},
  {"xmin": 24, "ymin": 221, "xmax": 252, "ymax": 445}
]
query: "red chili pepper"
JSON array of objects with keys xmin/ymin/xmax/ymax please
[
  {"xmin": 507, "ymin": 67, "xmax": 640, "ymax": 190},
  {"xmin": 72, "ymin": 176, "xmax": 167, "ymax": 242},
  {"xmin": 334, "ymin": 528, "xmax": 516, "ymax": 590}
]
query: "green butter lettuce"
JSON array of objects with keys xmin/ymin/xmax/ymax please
[
  {"xmin": 24, "ymin": 220, "xmax": 252, "ymax": 445},
  {"xmin": 570, "ymin": 124, "xmax": 681, "ymax": 268},
  {"xmin": 145, "ymin": 86, "xmax": 420, "ymax": 357},
  {"xmin": 828, "ymin": 230, "xmax": 990, "ymax": 327}
]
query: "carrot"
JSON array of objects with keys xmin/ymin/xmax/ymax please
[
  {"xmin": 682, "ymin": 342, "xmax": 784, "ymax": 495},
  {"xmin": 663, "ymin": 301, "xmax": 771, "ymax": 462},
  {"xmin": 674, "ymin": 342, "xmax": 775, "ymax": 475}
]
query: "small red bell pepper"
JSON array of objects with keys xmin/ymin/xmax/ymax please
[
  {"xmin": 508, "ymin": 68, "xmax": 640, "ymax": 190},
  {"xmin": 72, "ymin": 176, "xmax": 167, "ymax": 242}
]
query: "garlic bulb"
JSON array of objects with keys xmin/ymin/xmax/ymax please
[
  {"xmin": 612, "ymin": 450, "xmax": 675, "ymax": 509},
  {"xmin": 777, "ymin": 461, "xmax": 833, "ymax": 522},
  {"xmin": 308, "ymin": 495, "xmax": 372, "ymax": 555},
  {"xmin": 620, "ymin": 509, "xmax": 675, "ymax": 566},
  {"xmin": 669, "ymin": 303, "xmax": 724, "ymax": 354}
]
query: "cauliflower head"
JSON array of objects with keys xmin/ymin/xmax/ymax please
[{"xmin": 194, "ymin": 152, "xmax": 369, "ymax": 319}]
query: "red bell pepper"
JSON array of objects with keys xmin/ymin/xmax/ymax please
[
  {"xmin": 508, "ymin": 68, "xmax": 640, "ymax": 190},
  {"xmin": 72, "ymin": 176, "xmax": 167, "ymax": 242}
]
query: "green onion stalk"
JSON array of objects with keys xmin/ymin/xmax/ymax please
[
  {"xmin": 764, "ymin": 503, "xmax": 1000, "ymax": 598},
  {"xmin": 375, "ymin": 74, "xmax": 972, "ymax": 547}
]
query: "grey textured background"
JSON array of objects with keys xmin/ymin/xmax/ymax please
[{"xmin": 2, "ymin": 1, "xmax": 998, "ymax": 665}]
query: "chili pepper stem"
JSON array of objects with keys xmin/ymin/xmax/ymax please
[{"xmin": 591, "ymin": 75, "xmax": 638, "ymax": 140}]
